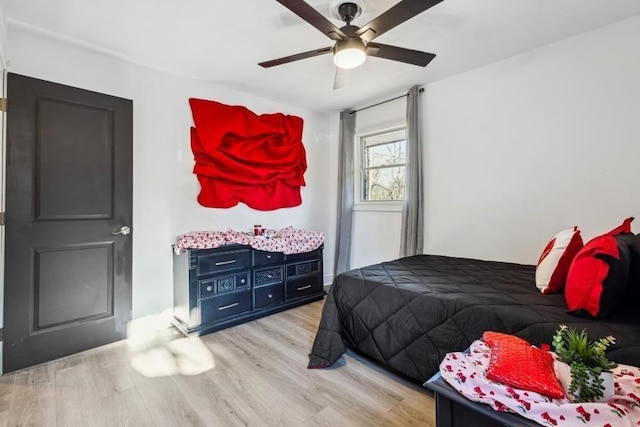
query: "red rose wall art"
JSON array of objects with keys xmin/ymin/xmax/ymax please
[{"xmin": 189, "ymin": 98, "xmax": 307, "ymax": 210}]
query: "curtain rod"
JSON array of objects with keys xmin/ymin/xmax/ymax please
[{"xmin": 349, "ymin": 87, "xmax": 424, "ymax": 115}]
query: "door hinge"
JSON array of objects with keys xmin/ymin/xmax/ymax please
[
  {"xmin": 0, "ymin": 98, "xmax": 6, "ymax": 112},
  {"xmin": 0, "ymin": 212, "xmax": 4, "ymax": 226}
]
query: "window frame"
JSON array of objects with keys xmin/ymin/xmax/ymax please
[{"xmin": 354, "ymin": 125, "xmax": 407, "ymax": 211}]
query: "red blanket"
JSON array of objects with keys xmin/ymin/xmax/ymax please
[{"xmin": 189, "ymin": 98, "xmax": 307, "ymax": 210}]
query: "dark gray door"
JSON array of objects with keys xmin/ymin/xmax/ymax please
[{"xmin": 4, "ymin": 73, "xmax": 133, "ymax": 372}]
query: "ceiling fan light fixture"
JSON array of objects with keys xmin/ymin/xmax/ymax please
[{"xmin": 333, "ymin": 38, "xmax": 366, "ymax": 69}]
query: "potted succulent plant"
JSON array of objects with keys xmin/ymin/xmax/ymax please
[{"xmin": 552, "ymin": 325, "xmax": 617, "ymax": 403}]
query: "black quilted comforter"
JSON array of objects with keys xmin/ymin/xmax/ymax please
[{"xmin": 308, "ymin": 255, "xmax": 640, "ymax": 383}]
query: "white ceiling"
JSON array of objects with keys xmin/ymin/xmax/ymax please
[{"xmin": 4, "ymin": 0, "xmax": 640, "ymax": 113}]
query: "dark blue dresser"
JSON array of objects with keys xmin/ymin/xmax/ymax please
[{"xmin": 172, "ymin": 244, "xmax": 324, "ymax": 335}]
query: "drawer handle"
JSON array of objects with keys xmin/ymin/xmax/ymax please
[
  {"xmin": 267, "ymin": 274, "xmax": 273, "ymax": 279},
  {"xmin": 215, "ymin": 259, "xmax": 237, "ymax": 266},
  {"xmin": 267, "ymin": 255, "xmax": 272, "ymax": 259},
  {"xmin": 296, "ymin": 285, "xmax": 312, "ymax": 291},
  {"xmin": 268, "ymin": 294, "xmax": 273, "ymax": 299},
  {"xmin": 218, "ymin": 302, "xmax": 239, "ymax": 311},
  {"xmin": 240, "ymin": 279, "xmax": 246, "ymax": 284},
  {"xmin": 206, "ymin": 285, "xmax": 213, "ymax": 292}
]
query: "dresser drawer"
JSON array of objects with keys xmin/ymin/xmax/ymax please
[
  {"xmin": 253, "ymin": 250, "xmax": 284, "ymax": 267},
  {"xmin": 200, "ymin": 290, "xmax": 252, "ymax": 323},
  {"xmin": 286, "ymin": 275, "xmax": 322, "ymax": 300},
  {"xmin": 286, "ymin": 260, "xmax": 320, "ymax": 279},
  {"xmin": 199, "ymin": 271, "xmax": 249, "ymax": 298},
  {"xmin": 196, "ymin": 249, "xmax": 251, "ymax": 276},
  {"xmin": 285, "ymin": 248, "xmax": 320, "ymax": 263},
  {"xmin": 254, "ymin": 266, "xmax": 283, "ymax": 287},
  {"xmin": 254, "ymin": 283, "xmax": 284, "ymax": 310}
]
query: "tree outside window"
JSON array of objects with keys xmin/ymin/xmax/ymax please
[{"xmin": 360, "ymin": 128, "xmax": 406, "ymax": 202}]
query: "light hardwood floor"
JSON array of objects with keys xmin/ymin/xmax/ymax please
[{"xmin": 0, "ymin": 300, "xmax": 435, "ymax": 427}]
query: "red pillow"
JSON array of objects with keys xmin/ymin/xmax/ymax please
[
  {"xmin": 486, "ymin": 339, "xmax": 565, "ymax": 399},
  {"xmin": 482, "ymin": 331, "xmax": 529, "ymax": 347},
  {"xmin": 565, "ymin": 218, "xmax": 634, "ymax": 318},
  {"xmin": 607, "ymin": 217, "xmax": 634, "ymax": 236},
  {"xmin": 535, "ymin": 226, "xmax": 583, "ymax": 294}
]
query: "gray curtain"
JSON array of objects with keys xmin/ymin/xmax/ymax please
[
  {"xmin": 334, "ymin": 110, "xmax": 356, "ymax": 275},
  {"xmin": 400, "ymin": 85, "xmax": 424, "ymax": 257}
]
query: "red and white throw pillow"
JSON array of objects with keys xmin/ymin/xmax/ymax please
[{"xmin": 535, "ymin": 226, "xmax": 583, "ymax": 294}]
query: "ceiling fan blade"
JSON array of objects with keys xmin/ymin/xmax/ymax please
[
  {"xmin": 333, "ymin": 67, "xmax": 351, "ymax": 90},
  {"xmin": 356, "ymin": 0, "xmax": 444, "ymax": 43},
  {"xmin": 367, "ymin": 43, "xmax": 435, "ymax": 67},
  {"xmin": 275, "ymin": 0, "xmax": 347, "ymax": 41},
  {"xmin": 259, "ymin": 47, "xmax": 332, "ymax": 68}
]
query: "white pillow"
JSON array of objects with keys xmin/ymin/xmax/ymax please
[{"xmin": 535, "ymin": 227, "xmax": 583, "ymax": 294}]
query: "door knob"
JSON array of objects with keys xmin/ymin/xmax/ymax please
[{"xmin": 112, "ymin": 226, "xmax": 131, "ymax": 236}]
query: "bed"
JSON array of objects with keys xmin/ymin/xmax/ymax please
[{"xmin": 308, "ymin": 255, "xmax": 640, "ymax": 383}]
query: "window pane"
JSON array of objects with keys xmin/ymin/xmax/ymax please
[
  {"xmin": 364, "ymin": 140, "xmax": 406, "ymax": 168},
  {"xmin": 363, "ymin": 166, "xmax": 405, "ymax": 201}
]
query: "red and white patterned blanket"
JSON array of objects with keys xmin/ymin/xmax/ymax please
[
  {"xmin": 440, "ymin": 340, "xmax": 640, "ymax": 426},
  {"xmin": 174, "ymin": 227, "xmax": 325, "ymax": 255}
]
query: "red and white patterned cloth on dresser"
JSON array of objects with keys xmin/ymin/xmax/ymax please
[
  {"xmin": 174, "ymin": 226, "xmax": 325, "ymax": 255},
  {"xmin": 440, "ymin": 340, "xmax": 640, "ymax": 426}
]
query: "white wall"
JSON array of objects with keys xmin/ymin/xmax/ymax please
[
  {"xmin": 350, "ymin": 96, "xmax": 406, "ymax": 269},
  {"xmin": 7, "ymin": 25, "xmax": 335, "ymax": 317},
  {"xmin": 424, "ymin": 15, "xmax": 640, "ymax": 264},
  {"xmin": 350, "ymin": 210, "xmax": 402, "ymax": 269},
  {"xmin": 0, "ymin": 3, "xmax": 8, "ymax": 68}
]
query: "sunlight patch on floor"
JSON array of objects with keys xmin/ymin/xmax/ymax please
[{"xmin": 126, "ymin": 309, "xmax": 215, "ymax": 378}]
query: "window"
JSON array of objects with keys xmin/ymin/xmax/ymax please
[{"xmin": 357, "ymin": 128, "xmax": 407, "ymax": 203}]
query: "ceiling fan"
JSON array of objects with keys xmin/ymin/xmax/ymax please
[{"xmin": 259, "ymin": 0, "xmax": 443, "ymax": 89}]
